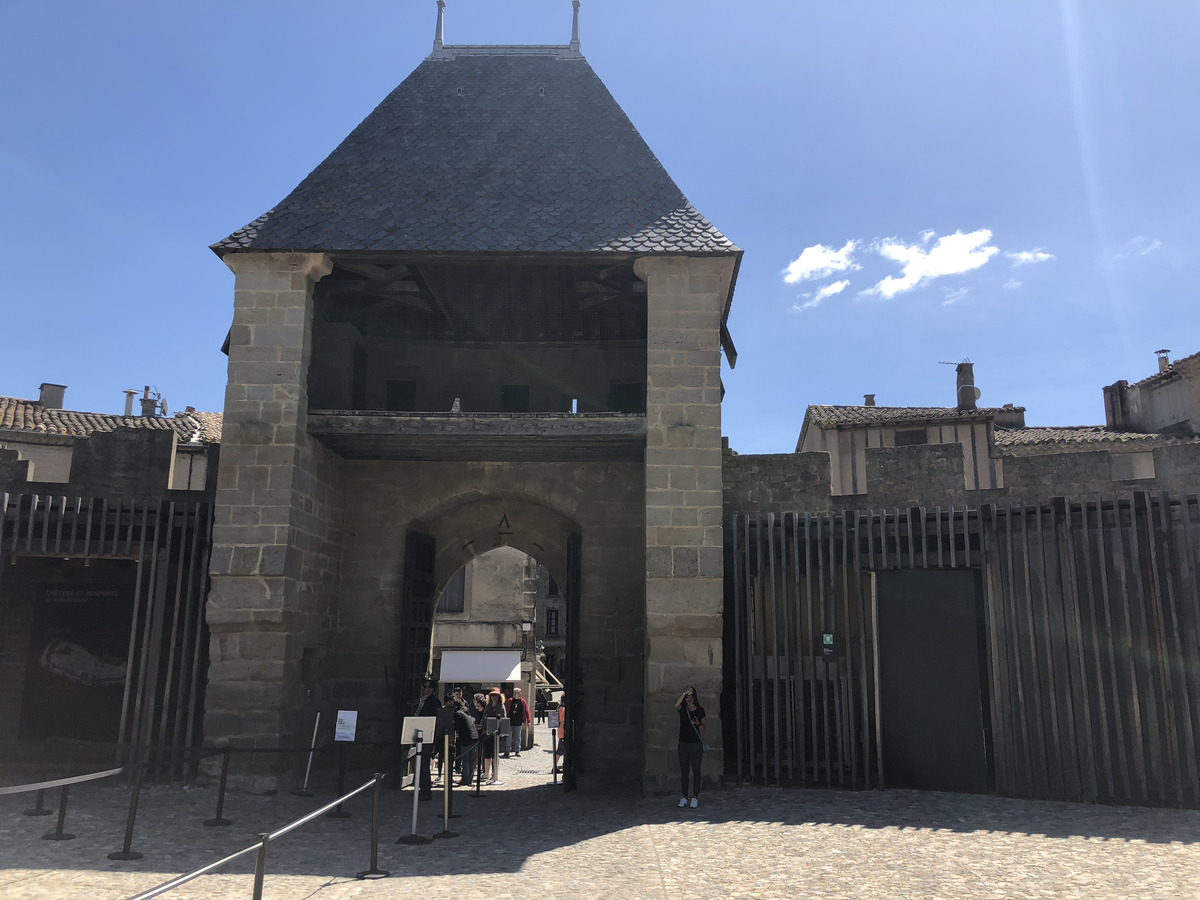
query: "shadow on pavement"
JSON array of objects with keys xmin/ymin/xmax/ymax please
[{"xmin": 3, "ymin": 775, "xmax": 1200, "ymax": 888}]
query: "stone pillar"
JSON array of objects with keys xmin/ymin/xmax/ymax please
[
  {"xmin": 204, "ymin": 252, "xmax": 332, "ymax": 791},
  {"xmin": 635, "ymin": 255, "xmax": 735, "ymax": 794}
]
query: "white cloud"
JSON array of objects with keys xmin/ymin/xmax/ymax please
[
  {"xmin": 793, "ymin": 279, "xmax": 850, "ymax": 311},
  {"xmin": 1003, "ymin": 278, "xmax": 1022, "ymax": 290},
  {"xmin": 919, "ymin": 229, "xmax": 936, "ymax": 244},
  {"xmin": 1007, "ymin": 249, "xmax": 1055, "ymax": 266},
  {"xmin": 782, "ymin": 240, "xmax": 860, "ymax": 284},
  {"xmin": 941, "ymin": 287, "xmax": 969, "ymax": 307},
  {"xmin": 865, "ymin": 229, "xmax": 999, "ymax": 298},
  {"xmin": 1115, "ymin": 236, "xmax": 1163, "ymax": 258}
]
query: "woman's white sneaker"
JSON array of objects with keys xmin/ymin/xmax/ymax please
[
  {"xmin": 690, "ymin": 797, "xmax": 699, "ymax": 809},
  {"xmin": 677, "ymin": 797, "xmax": 688, "ymax": 808}
]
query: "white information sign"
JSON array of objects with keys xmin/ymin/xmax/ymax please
[
  {"xmin": 548, "ymin": 710, "xmax": 560, "ymax": 730},
  {"xmin": 334, "ymin": 709, "xmax": 358, "ymax": 742}
]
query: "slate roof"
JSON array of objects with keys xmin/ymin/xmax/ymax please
[
  {"xmin": 0, "ymin": 397, "xmax": 222, "ymax": 444},
  {"xmin": 994, "ymin": 425, "xmax": 1200, "ymax": 448},
  {"xmin": 213, "ymin": 50, "xmax": 739, "ymax": 257}
]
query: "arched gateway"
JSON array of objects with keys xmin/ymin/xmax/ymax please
[{"xmin": 203, "ymin": 3, "xmax": 740, "ymax": 793}]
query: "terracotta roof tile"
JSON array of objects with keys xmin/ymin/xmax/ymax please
[
  {"xmin": 806, "ymin": 405, "xmax": 1018, "ymax": 428},
  {"xmin": 994, "ymin": 425, "xmax": 1200, "ymax": 447},
  {"xmin": 0, "ymin": 397, "xmax": 222, "ymax": 444},
  {"xmin": 1130, "ymin": 350, "xmax": 1200, "ymax": 388}
]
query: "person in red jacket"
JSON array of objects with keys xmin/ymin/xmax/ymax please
[{"xmin": 505, "ymin": 687, "xmax": 532, "ymax": 756}]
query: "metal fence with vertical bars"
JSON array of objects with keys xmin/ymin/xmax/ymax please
[
  {"xmin": 730, "ymin": 492, "xmax": 1200, "ymax": 807},
  {"xmin": 1, "ymin": 492, "xmax": 213, "ymax": 780}
]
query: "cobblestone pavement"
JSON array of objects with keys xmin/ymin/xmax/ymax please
[{"xmin": 3, "ymin": 733, "xmax": 1200, "ymax": 900}]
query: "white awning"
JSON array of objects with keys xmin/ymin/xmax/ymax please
[{"xmin": 438, "ymin": 650, "xmax": 521, "ymax": 683}]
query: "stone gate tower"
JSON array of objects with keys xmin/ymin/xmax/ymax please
[{"xmin": 205, "ymin": 1, "xmax": 740, "ymax": 793}]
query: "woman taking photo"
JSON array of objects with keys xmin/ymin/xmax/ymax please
[{"xmin": 674, "ymin": 685, "xmax": 706, "ymax": 808}]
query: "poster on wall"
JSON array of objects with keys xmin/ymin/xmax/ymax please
[{"xmin": 18, "ymin": 583, "xmax": 135, "ymax": 743}]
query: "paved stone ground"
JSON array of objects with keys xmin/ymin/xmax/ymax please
[{"xmin": 3, "ymin": 728, "xmax": 1199, "ymax": 900}]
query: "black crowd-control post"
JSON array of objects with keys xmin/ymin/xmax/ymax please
[
  {"xmin": 42, "ymin": 785, "xmax": 75, "ymax": 841},
  {"xmin": 356, "ymin": 773, "xmax": 390, "ymax": 879},
  {"xmin": 551, "ymin": 731, "xmax": 559, "ymax": 785},
  {"xmin": 251, "ymin": 833, "xmax": 270, "ymax": 900},
  {"xmin": 469, "ymin": 735, "xmax": 486, "ymax": 798},
  {"xmin": 204, "ymin": 747, "xmax": 232, "ymax": 827},
  {"xmin": 24, "ymin": 772, "xmax": 52, "ymax": 816},
  {"xmin": 108, "ymin": 752, "xmax": 146, "ymax": 860},
  {"xmin": 327, "ymin": 744, "xmax": 351, "ymax": 818}
]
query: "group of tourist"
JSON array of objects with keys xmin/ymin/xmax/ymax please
[
  {"xmin": 420, "ymin": 681, "xmax": 539, "ymax": 788},
  {"xmin": 416, "ymin": 678, "xmax": 705, "ymax": 808}
]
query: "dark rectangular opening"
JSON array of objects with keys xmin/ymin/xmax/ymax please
[
  {"xmin": 386, "ymin": 379, "xmax": 417, "ymax": 411},
  {"xmin": 610, "ymin": 382, "xmax": 645, "ymax": 414},
  {"xmin": 500, "ymin": 384, "xmax": 531, "ymax": 413},
  {"xmin": 894, "ymin": 428, "xmax": 928, "ymax": 447}
]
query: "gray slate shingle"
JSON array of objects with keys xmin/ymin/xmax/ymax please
[{"xmin": 213, "ymin": 52, "xmax": 739, "ymax": 257}]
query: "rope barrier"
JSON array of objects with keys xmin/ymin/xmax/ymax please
[{"xmin": 0, "ymin": 766, "xmax": 124, "ymax": 796}]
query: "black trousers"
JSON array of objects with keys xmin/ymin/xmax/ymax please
[{"xmin": 677, "ymin": 742, "xmax": 703, "ymax": 797}]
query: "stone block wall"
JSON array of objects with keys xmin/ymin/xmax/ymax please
[
  {"xmin": 204, "ymin": 252, "xmax": 344, "ymax": 789},
  {"xmin": 864, "ymin": 443, "xmax": 968, "ymax": 509},
  {"xmin": 1, "ymin": 430, "xmax": 215, "ymax": 501},
  {"xmin": 636, "ymin": 256, "xmax": 734, "ymax": 793},
  {"xmin": 725, "ymin": 442, "xmax": 1200, "ymax": 524},
  {"xmin": 722, "ymin": 450, "xmax": 831, "ymax": 520},
  {"xmin": 332, "ymin": 459, "xmax": 645, "ymax": 783},
  {"xmin": 68, "ymin": 429, "xmax": 178, "ymax": 499},
  {"xmin": 0, "ymin": 448, "xmax": 31, "ymax": 485}
]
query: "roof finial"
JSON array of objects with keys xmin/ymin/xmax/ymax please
[
  {"xmin": 433, "ymin": 0, "xmax": 446, "ymax": 53},
  {"xmin": 570, "ymin": 1, "xmax": 581, "ymax": 54}
]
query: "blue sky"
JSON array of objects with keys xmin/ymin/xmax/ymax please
[{"xmin": 1, "ymin": 1, "xmax": 1197, "ymax": 454}]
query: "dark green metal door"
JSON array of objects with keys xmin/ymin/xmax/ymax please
[{"xmin": 876, "ymin": 569, "xmax": 991, "ymax": 793}]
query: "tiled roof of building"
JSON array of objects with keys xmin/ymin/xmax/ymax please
[
  {"xmin": 0, "ymin": 397, "xmax": 222, "ymax": 444},
  {"xmin": 994, "ymin": 425, "xmax": 1200, "ymax": 448},
  {"xmin": 1130, "ymin": 350, "xmax": 1200, "ymax": 388},
  {"xmin": 212, "ymin": 50, "xmax": 739, "ymax": 257},
  {"xmin": 805, "ymin": 405, "xmax": 1017, "ymax": 428}
]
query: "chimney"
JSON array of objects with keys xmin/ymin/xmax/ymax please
[
  {"xmin": 139, "ymin": 385, "xmax": 158, "ymax": 418},
  {"xmin": 1103, "ymin": 380, "xmax": 1130, "ymax": 429},
  {"xmin": 955, "ymin": 362, "xmax": 977, "ymax": 411},
  {"xmin": 1156, "ymin": 349, "xmax": 1171, "ymax": 373},
  {"xmin": 863, "ymin": 394, "xmax": 876, "ymax": 407},
  {"xmin": 123, "ymin": 389, "xmax": 138, "ymax": 416},
  {"xmin": 38, "ymin": 383, "xmax": 66, "ymax": 409}
]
